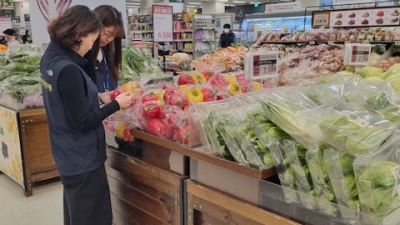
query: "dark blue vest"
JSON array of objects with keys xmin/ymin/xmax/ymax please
[{"xmin": 40, "ymin": 41, "xmax": 106, "ymax": 176}]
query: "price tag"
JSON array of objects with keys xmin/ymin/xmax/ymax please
[
  {"xmin": 245, "ymin": 51, "xmax": 279, "ymax": 80},
  {"xmin": 328, "ymin": 41, "xmax": 334, "ymax": 45},
  {"xmin": 395, "ymin": 41, "xmax": 400, "ymax": 46},
  {"xmin": 309, "ymin": 40, "xmax": 316, "ymax": 45},
  {"xmin": 153, "ymin": 5, "xmax": 173, "ymax": 42},
  {"xmin": 344, "ymin": 43, "xmax": 371, "ymax": 66}
]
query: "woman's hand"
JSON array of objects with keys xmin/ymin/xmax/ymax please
[
  {"xmin": 115, "ymin": 92, "xmax": 134, "ymax": 109},
  {"xmin": 99, "ymin": 91, "xmax": 113, "ymax": 104}
]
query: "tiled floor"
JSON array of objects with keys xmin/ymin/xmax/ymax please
[{"xmin": 0, "ymin": 174, "xmax": 63, "ymax": 225}]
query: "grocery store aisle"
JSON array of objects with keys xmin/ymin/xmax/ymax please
[{"xmin": 0, "ymin": 174, "xmax": 63, "ymax": 225}]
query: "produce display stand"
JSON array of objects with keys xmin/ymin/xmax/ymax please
[
  {"xmin": 184, "ymin": 180, "xmax": 301, "ymax": 225},
  {"xmin": 0, "ymin": 105, "xmax": 58, "ymax": 196},
  {"xmin": 105, "ymin": 129, "xmax": 283, "ymax": 225}
]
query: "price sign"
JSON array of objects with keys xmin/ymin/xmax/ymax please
[
  {"xmin": 153, "ymin": 5, "xmax": 173, "ymax": 42},
  {"xmin": 245, "ymin": 51, "xmax": 279, "ymax": 80},
  {"xmin": 344, "ymin": 43, "xmax": 371, "ymax": 66}
]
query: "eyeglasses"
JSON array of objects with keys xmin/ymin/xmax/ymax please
[{"xmin": 101, "ymin": 31, "xmax": 116, "ymax": 39}]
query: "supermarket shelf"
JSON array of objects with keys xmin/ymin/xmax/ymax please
[
  {"xmin": 173, "ymin": 30, "xmax": 193, "ymax": 33},
  {"xmin": 173, "ymin": 39, "xmax": 193, "ymax": 42},
  {"xmin": 195, "ymin": 27, "xmax": 216, "ymax": 30},
  {"xmin": 195, "ymin": 39, "xmax": 217, "ymax": 42},
  {"xmin": 260, "ymin": 41, "xmax": 397, "ymax": 45},
  {"xmin": 132, "ymin": 30, "xmax": 153, "ymax": 33}
]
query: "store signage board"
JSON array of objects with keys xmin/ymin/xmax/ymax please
[
  {"xmin": 0, "ymin": 106, "xmax": 24, "ymax": 187},
  {"xmin": 245, "ymin": 51, "xmax": 279, "ymax": 80},
  {"xmin": 344, "ymin": 43, "xmax": 371, "ymax": 66},
  {"xmin": 312, "ymin": 11, "xmax": 330, "ymax": 28},
  {"xmin": 153, "ymin": 5, "xmax": 173, "ymax": 42},
  {"xmin": 29, "ymin": 0, "xmax": 128, "ymax": 44},
  {"xmin": 264, "ymin": 1, "xmax": 301, "ymax": 14},
  {"xmin": 0, "ymin": 17, "xmax": 12, "ymax": 34},
  {"xmin": 312, "ymin": 6, "xmax": 400, "ymax": 28},
  {"xmin": 331, "ymin": 7, "xmax": 400, "ymax": 27}
]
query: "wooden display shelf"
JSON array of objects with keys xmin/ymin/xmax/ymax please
[
  {"xmin": 185, "ymin": 180, "xmax": 301, "ymax": 225},
  {"xmin": 131, "ymin": 129, "xmax": 275, "ymax": 180},
  {"xmin": 106, "ymin": 147, "xmax": 186, "ymax": 225},
  {"xmin": 18, "ymin": 108, "xmax": 58, "ymax": 196}
]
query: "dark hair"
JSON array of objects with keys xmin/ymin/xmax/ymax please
[
  {"xmin": 48, "ymin": 5, "xmax": 103, "ymax": 50},
  {"xmin": 223, "ymin": 24, "xmax": 231, "ymax": 29},
  {"xmin": 94, "ymin": 5, "xmax": 125, "ymax": 81}
]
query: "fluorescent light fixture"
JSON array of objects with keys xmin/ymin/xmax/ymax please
[
  {"xmin": 232, "ymin": 0, "xmax": 246, "ymax": 3},
  {"xmin": 188, "ymin": 2, "xmax": 202, "ymax": 4},
  {"xmin": 216, "ymin": 0, "xmax": 228, "ymax": 2},
  {"xmin": 226, "ymin": 4, "xmax": 235, "ymax": 6},
  {"xmin": 126, "ymin": 2, "xmax": 141, "ymax": 5}
]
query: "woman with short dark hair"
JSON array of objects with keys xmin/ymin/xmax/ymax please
[{"xmin": 41, "ymin": 5, "xmax": 134, "ymax": 225}]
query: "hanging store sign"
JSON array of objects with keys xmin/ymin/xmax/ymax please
[
  {"xmin": 312, "ymin": 11, "xmax": 331, "ymax": 28},
  {"xmin": 245, "ymin": 51, "xmax": 279, "ymax": 80},
  {"xmin": 265, "ymin": 1, "xmax": 301, "ymax": 14},
  {"xmin": 153, "ymin": 5, "xmax": 173, "ymax": 42}
]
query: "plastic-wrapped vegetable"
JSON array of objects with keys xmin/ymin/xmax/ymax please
[
  {"xmin": 324, "ymin": 149, "xmax": 361, "ymax": 222},
  {"xmin": 280, "ymin": 139, "xmax": 317, "ymax": 209},
  {"xmin": 189, "ymin": 99, "xmax": 235, "ymax": 158},
  {"xmin": 354, "ymin": 134, "xmax": 400, "ymax": 218},
  {"xmin": 306, "ymin": 146, "xmax": 338, "ymax": 215},
  {"xmin": 211, "ymin": 103, "xmax": 269, "ymax": 169},
  {"xmin": 258, "ymin": 86, "xmax": 318, "ymax": 147},
  {"xmin": 269, "ymin": 141, "xmax": 298, "ymax": 203},
  {"xmin": 302, "ymin": 99, "xmax": 397, "ymax": 155}
]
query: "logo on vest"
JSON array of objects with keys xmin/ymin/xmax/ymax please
[{"xmin": 47, "ymin": 70, "xmax": 53, "ymax": 76}]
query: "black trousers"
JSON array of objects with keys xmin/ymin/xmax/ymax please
[{"xmin": 60, "ymin": 165, "xmax": 112, "ymax": 225}]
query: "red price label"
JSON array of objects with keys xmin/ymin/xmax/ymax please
[{"xmin": 157, "ymin": 32, "xmax": 172, "ymax": 39}]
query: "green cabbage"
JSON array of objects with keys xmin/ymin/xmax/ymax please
[
  {"xmin": 386, "ymin": 73, "xmax": 400, "ymax": 93},
  {"xmin": 384, "ymin": 63, "xmax": 400, "ymax": 79},
  {"xmin": 356, "ymin": 66, "xmax": 384, "ymax": 79}
]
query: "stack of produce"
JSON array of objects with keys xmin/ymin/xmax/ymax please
[
  {"xmin": 105, "ymin": 70, "xmax": 264, "ymax": 148},
  {"xmin": 120, "ymin": 47, "xmax": 166, "ymax": 84},
  {"xmin": 0, "ymin": 47, "xmax": 42, "ymax": 109},
  {"xmin": 191, "ymin": 46, "xmax": 248, "ymax": 72},
  {"xmin": 255, "ymin": 28, "xmax": 400, "ymax": 43}
]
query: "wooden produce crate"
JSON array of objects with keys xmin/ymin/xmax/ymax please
[
  {"xmin": 18, "ymin": 108, "xmax": 58, "ymax": 196},
  {"xmin": 131, "ymin": 130, "xmax": 276, "ymax": 180},
  {"xmin": 106, "ymin": 147, "xmax": 188, "ymax": 225},
  {"xmin": 185, "ymin": 180, "xmax": 301, "ymax": 225}
]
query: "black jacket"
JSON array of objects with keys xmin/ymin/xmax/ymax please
[{"xmin": 219, "ymin": 31, "xmax": 236, "ymax": 48}]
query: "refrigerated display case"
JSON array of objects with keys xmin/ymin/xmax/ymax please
[{"xmin": 242, "ymin": 11, "xmax": 313, "ymax": 41}]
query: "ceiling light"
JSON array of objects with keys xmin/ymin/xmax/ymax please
[
  {"xmin": 188, "ymin": 2, "xmax": 202, "ymax": 4},
  {"xmin": 232, "ymin": 0, "xmax": 246, "ymax": 3},
  {"xmin": 126, "ymin": 2, "xmax": 141, "ymax": 5}
]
